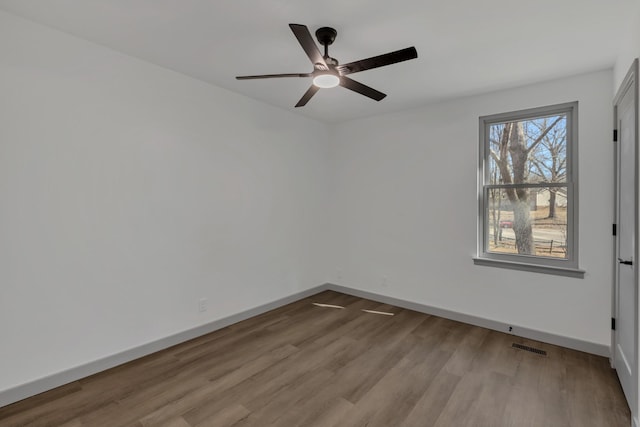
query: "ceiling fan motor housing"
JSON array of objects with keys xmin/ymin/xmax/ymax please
[{"xmin": 315, "ymin": 27, "xmax": 337, "ymax": 46}]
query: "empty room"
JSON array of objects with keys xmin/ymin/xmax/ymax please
[{"xmin": 1, "ymin": 1, "xmax": 640, "ymax": 426}]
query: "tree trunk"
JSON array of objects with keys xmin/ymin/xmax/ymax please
[
  {"xmin": 547, "ymin": 189, "xmax": 557, "ymax": 218},
  {"xmin": 507, "ymin": 123, "xmax": 535, "ymax": 254},
  {"xmin": 497, "ymin": 194, "xmax": 503, "ymax": 241},
  {"xmin": 491, "ymin": 189, "xmax": 498, "ymax": 246},
  {"xmin": 513, "ymin": 198, "xmax": 535, "ymax": 254},
  {"xmin": 494, "ymin": 122, "xmax": 536, "ymax": 255}
]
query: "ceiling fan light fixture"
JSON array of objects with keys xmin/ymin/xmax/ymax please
[{"xmin": 312, "ymin": 73, "xmax": 340, "ymax": 88}]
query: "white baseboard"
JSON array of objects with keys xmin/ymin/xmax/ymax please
[
  {"xmin": 325, "ymin": 284, "xmax": 610, "ymax": 358},
  {"xmin": 0, "ymin": 284, "xmax": 329, "ymax": 409},
  {"xmin": 0, "ymin": 282, "xmax": 610, "ymax": 409}
]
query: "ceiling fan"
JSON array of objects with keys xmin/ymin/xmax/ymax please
[{"xmin": 236, "ymin": 24, "xmax": 418, "ymax": 107}]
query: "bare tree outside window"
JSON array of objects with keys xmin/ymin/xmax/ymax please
[{"xmin": 488, "ymin": 115, "xmax": 567, "ymax": 258}]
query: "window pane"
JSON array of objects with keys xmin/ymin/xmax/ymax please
[
  {"xmin": 486, "ymin": 187, "xmax": 568, "ymax": 259},
  {"xmin": 488, "ymin": 114, "xmax": 567, "ymax": 185}
]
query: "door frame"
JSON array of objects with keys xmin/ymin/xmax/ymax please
[{"xmin": 612, "ymin": 57, "xmax": 639, "ymax": 424}]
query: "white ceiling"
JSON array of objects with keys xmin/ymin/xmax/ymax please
[{"xmin": 0, "ymin": 0, "xmax": 636, "ymax": 123}]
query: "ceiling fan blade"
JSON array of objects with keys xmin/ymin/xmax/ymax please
[
  {"xmin": 289, "ymin": 24, "xmax": 328, "ymax": 70},
  {"xmin": 340, "ymin": 77, "xmax": 386, "ymax": 101},
  {"xmin": 336, "ymin": 47, "xmax": 417, "ymax": 75},
  {"xmin": 236, "ymin": 73, "xmax": 312, "ymax": 80},
  {"xmin": 295, "ymin": 85, "xmax": 320, "ymax": 107}
]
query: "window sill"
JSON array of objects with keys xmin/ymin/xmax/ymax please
[{"xmin": 473, "ymin": 257, "xmax": 585, "ymax": 278}]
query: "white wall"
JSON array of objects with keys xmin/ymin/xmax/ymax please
[
  {"xmin": 613, "ymin": 3, "xmax": 640, "ymax": 91},
  {"xmin": 328, "ymin": 70, "xmax": 614, "ymax": 346},
  {"xmin": 0, "ymin": 10, "xmax": 331, "ymax": 393}
]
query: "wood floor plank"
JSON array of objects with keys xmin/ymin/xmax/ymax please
[
  {"xmin": 155, "ymin": 417, "xmax": 193, "ymax": 427},
  {"xmin": 401, "ymin": 369, "xmax": 461, "ymax": 427},
  {"xmin": 193, "ymin": 404, "xmax": 249, "ymax": 427},
  {"xmin": 340, "ymin": 349, "xmax": 452, "ymax": 427},
  {"xmin": 0, "ymin": 292, "xmax": 630, "ymax": 427},
  {"xmin": 230, "ymin": 368, "xmax": 335, "ymax": 426},
  {"xmin": 181, "ymin": 336, "xmax": 353, "ymax": 426},
  {"xmin": 335, "ymin": 342, "xmax": 413, "ymax": 404},
  {"xmin": 137, "ymin": 345, "xmax": 299, "ymax": 427},
  {"xmin": 269, "ymin": 395, "xmax": 353, "ymax": 427},
  {"xmin": 0, "ymin": 381, "xmax": 83, "ymax": 421}
]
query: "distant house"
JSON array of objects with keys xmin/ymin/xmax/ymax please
[{"xmin": 535, "ymin": 188, "xmax": 567, "ymax": 208}]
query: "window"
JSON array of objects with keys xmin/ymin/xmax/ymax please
[{"xmin": 474, "ymin": 102, "xmax": 583, "ymax": 277}]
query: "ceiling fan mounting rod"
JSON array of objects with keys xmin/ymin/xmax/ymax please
[{"xmin": 315, "ymin": 27, "xmax": 337, "ymax": 58}]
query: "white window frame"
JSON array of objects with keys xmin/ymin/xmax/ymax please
[{"xmin": 473, "ymin": 102, "xmax": 584, "ymax": 278}]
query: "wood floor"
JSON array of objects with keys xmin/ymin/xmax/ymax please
[{"xmin": 0, "ymin": 291, "xmax": 630, "ymax": 427}]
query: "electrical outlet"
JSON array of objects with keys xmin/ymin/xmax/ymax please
[{"xmin": 198, "ymin": 298, "xmax": 208, "ymax": 313}]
